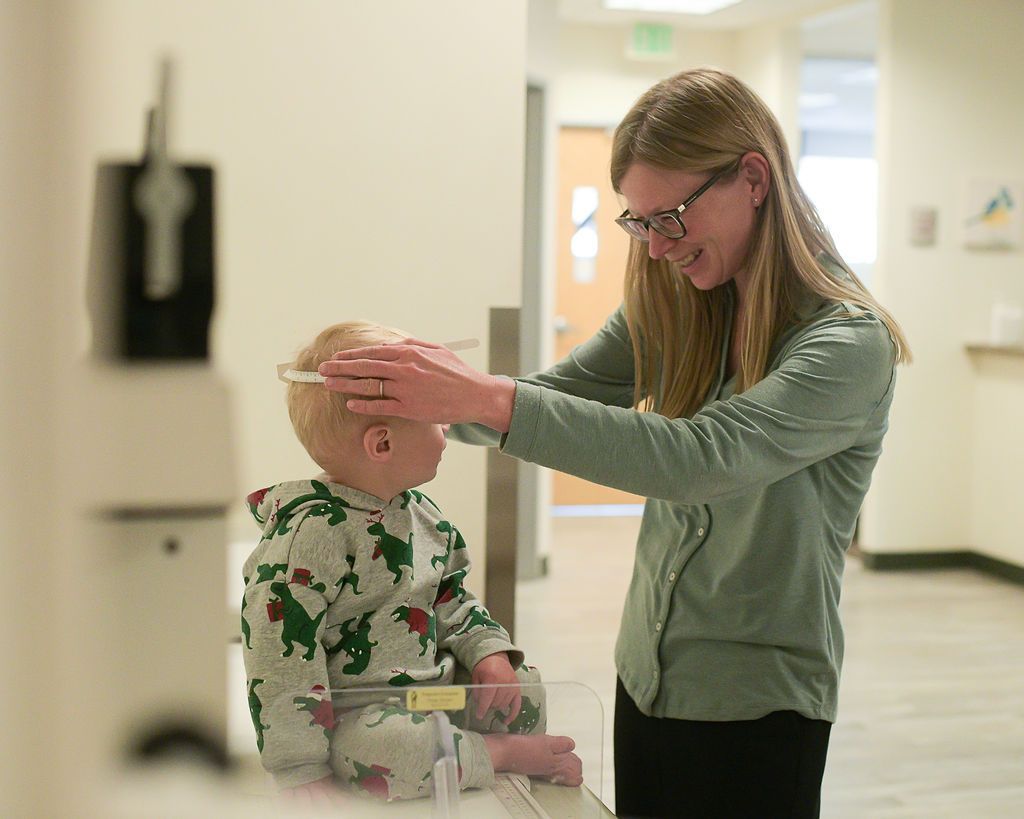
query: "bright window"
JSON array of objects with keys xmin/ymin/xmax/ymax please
[
  {"xmin": 570, "ymin": 185, "xmax": 599, "ymax": 283},
  {"xmin": 797, "ymin": 155, "xmax": 877, "ymax": 265}
]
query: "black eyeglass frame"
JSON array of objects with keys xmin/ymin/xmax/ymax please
[{"xmin": 615, "ymin": 165, "xmax": 733, "ymax": 242}]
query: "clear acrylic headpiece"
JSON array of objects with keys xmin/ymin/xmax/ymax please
[{"xmin": 276, "ymin": 338, "xmax": 479, "ymax": 383}]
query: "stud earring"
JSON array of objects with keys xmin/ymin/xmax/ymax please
[{"xmin": 752, "ymin": 197, "xmax": 759, "ymax": 206}]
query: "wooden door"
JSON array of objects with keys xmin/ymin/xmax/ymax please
[{"xmin": 553, "ymin": 127, "xmax": 644, "ymax": 507}]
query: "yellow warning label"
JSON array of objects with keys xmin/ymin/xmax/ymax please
[{"xmin": 406, "ymin": 686, "xmax": 467, "ymax": 712}]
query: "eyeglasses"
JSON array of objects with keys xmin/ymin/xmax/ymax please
[{"xmin": 615, "ymin": 166, "xmax": 732, "ymax": 242}]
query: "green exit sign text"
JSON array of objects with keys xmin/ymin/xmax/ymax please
[{"xmin": 628, "ymin": 22, "xmax": 675, "ymax": 61}]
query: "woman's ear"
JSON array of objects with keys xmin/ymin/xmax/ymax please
[
  {"xmin": 362, "ymin": 424, "xmax": 392, "ymax": 462},
  {"xmin": 739, "ymin": 151, "xmax": 771, "ymax": 207}
]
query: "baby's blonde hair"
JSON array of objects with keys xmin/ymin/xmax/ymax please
[{"xmin": 286, "ymin": 321, "xmax": 407, "ymax": 466}]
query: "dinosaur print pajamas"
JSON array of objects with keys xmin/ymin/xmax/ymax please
[{"xmin": 241, "ymin": 478, "xmax": 545, "ymax": 799}]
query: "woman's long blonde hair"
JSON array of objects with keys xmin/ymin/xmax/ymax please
[{"xmin": 611, "ymin": 67, "xmax": 910, "ymax": 418}]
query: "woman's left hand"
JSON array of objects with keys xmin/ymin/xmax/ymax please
[{"xmin": 317, "ymin": 338, "xmax": 515, "ymax": 431}]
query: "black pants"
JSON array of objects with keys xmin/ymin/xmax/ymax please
[{"xmin": 614, "ymin": 678, "xmax": 832, "ymax": 819}]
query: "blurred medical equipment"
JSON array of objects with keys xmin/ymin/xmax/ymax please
[{"xmin": 62, "ymin": 58, "xmax": 237, "ymax": 814}]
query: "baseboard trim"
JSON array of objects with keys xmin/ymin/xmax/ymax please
[{"xmin": 859, "ymin": 548, "xmax": 1024, "ymax": 587}]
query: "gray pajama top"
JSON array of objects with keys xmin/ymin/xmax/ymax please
[{"xmin": 241, "ymin": 479, "xmax": 521, "ymax": 788}]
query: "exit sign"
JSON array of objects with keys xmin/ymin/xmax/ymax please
[{"xmin": 628, "ymin": 22, "xmax": 675, "ymax": 61}]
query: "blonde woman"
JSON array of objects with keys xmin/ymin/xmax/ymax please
[{"xmin": 319, "ymin": 67, "xmax": 909, "ymax": 818}]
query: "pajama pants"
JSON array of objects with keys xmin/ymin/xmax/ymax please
[{"xmin": 329, "ymin": 665, "xmax": 547, "ymax": 801}]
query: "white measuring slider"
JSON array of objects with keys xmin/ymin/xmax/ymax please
[
  {"xmin": 491, "ymin": 774, "xmax": 552, "ymax": 818},
  {"xmin": 276, "ymin": 365, "xmax": 326, "ymax": 383},
  {"xmin": 278, "ymin": 337, "xmax": 479, "ymax": 383}
]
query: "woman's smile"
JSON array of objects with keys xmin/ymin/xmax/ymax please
[{"xmin": 675, "ymin": 248, "xmax": 702, "ymax": 268}]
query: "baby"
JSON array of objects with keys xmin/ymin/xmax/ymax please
[{"xmin": 241, "ymin": 320, "xmax": 582, "ymax": 802}]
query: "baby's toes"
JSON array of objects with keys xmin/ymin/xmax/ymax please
[{"xmin": 549, "ymin": 752, "xmax": 583, "ymax": 787}]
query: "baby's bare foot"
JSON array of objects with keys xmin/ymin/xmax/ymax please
[{"xmin": 482, "ymin": 733, "xmax": 583, "ymax": 786}]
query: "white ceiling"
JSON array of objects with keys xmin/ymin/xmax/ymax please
[{"xmin": 561, "ymin": 0, "xmax": 855, "ymax": 30}]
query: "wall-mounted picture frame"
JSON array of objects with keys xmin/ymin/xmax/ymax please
[{"xmin": 963, "ymin": 179, "xmax": 1024, "ymax": 250}]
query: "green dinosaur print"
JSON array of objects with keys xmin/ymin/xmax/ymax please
[
  {"xmin": 335, "ymin": 554, "xmax": 362, "ymax": 595},
  {"xmin": 392, "ymin": 605, "xmax": 436, "ymax": 657},
  {"xmin": 293, "ymin": 685, "xmax": 335, "ymax": 738},
  {"xmin": 240, "ymin": 594, "xmax": 252, "ymax": 650},
  {"xmin": 453, "ymin": 606, "xmax": 502, "ymax": 636},
  {"xmin": 365, "ymin": 704, "xmax": 427, "ymax": 728},
  {"xmin": 247, "ymin": 679, "xmax": 269, "ymax": 753},
  {"xmin": 326, "ymin": 611, "xmax": 378, "ymax": 675},
  {"xmin": 428, "ymin": 524, "xmax": 452, "ymax": 569},
  {"xmin": 435, "ymin": 569, "xmax": 467, "ymax": 605},
  {"xmin": 387, "ymin": 666, "xmax": 445, "ymax": 687},
  {"xmin": 367, "ymin": 521, "xmax": 414, "ymax": 584},
  {"xmin": 436, "ymin": 520, "xmax": 467, "ymax": 554},
  {"xmin": 255, "ymin": 563, "xmax": 288, "ymax": 582},
  {"xmin": 388, "ymin": 670, "xmax": 417, "ymax": 687},
  {"xmin": 246, "ymin": 486, "xmax": 274, "ymax": 524},
  {"xmin": 350, "ymin": 760, "xmax": 392, "ymax": 800},
  {"xmin": 306, "ymin": 500, "xmax": 350, "ymax": 528},
  {"xmin": 267, "ymin": 480, "xmax": 352, "ymax": 538},
  {"xmin": 495, "ymin": 695, "xmax": 542, "ymax": 734},
  {"xmin": 269, "ymin": 581, "xmax": 326, "ymax": 662},
  {"xmin": 400, "ymin": 489, "xmax": 440, "ymax": 512}
]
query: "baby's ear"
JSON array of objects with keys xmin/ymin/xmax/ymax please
[{"xmin": 362, "ymin": 423, "xmax": 392, "ymax": 462}]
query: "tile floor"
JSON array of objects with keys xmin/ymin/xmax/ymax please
[{"xmin": 514, "ymin": 515, "xmax": 1024, "ymax": 818}]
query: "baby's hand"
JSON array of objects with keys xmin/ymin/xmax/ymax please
[{"xmin": 471, "ymin": 652, "xmax": 521, "ymax": 724}]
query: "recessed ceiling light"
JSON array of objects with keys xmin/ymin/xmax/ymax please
[{"xmin": 604, "ymin": 0, "xmax": 743, "ymax": 15}]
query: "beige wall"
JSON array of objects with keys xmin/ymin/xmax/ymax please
[
  {"xmin": 50, "ymin": 0, "xmax": 527, "ymax": 564},
  {"xmin": 733, "ymin": 21, "xmax": 802, "ymax": 159},
  {"xmin": 1, "ymin": 3, "xmax": 61, "ymax": 811},
  {"xmin": 3, "ymin": 1, "xmax": 527, "ymax": 812},
  {"xmin": 861, "ymin": 0, "xmax": 1024, "ymax": 566}
]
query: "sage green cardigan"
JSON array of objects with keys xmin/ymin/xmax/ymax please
[{"xmin": 456, "ymin": 294, "xmax": 896, "ymax": 722}]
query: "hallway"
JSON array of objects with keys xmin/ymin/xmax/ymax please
[{"xmin": 516, "ymin": 516, "xmax": 1024, "ymax": 818}]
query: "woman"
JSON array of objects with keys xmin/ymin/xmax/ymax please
[{"xmin": 319, "ymin": 67, "xmax": 910, "ymax": 818}]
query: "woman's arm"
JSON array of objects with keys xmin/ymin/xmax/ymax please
[
  {"xmin": 318, "ymin": 307, "xmax": 636, "ymax": 434},
  {"xmin": 500, "ymin": 313, "xmax": 897, "ymax": 505},
  {"xmin": 516, "ymin": 307, "xmax": 636, "ymax": 406}
]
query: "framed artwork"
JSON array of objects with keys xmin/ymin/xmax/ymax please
[{"xmin": 963, "ymin": 179, "xmax": 1024, "ymax": 250}]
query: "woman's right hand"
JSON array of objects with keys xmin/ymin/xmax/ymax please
[{"xmin": 318, "ymin": 337, "xmax": 516, "ymax": 432}]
